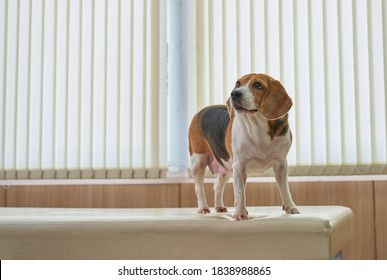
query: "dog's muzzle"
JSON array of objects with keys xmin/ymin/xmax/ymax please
[
  {"xmin": 231, "ymin": 90, "xmax": 243, "ymax": 100},
  {"xmin": 230, "ymin": 90, "xmax": 258, "ymax": 113}
]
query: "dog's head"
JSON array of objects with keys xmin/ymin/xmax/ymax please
[{"xmin": 226, "ymin": 73, "xmax": 292, "ymax": 120}]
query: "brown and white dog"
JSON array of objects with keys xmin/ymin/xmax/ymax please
[{"xmin": 188, "ymin": 73, "xmax": 299, "ymax": 221}]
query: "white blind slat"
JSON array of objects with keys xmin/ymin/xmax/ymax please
[
  {"xmin": 4, "ymin": 0, "xmax": 18, "ymax": 170},
  {"xmin": 280, "ymin": 0, "xmax": 296, "ymax": 165},
  {"xmin": 80, "ymin": 0, "xmax": 92, "ymax": 171},
  {"xmin": 310, "ymin": 0, "xmax": 327, "ymax": 165},
  {"xmin": 132, "ymin": 0, "xmax": 145, "ymax": 169},
  {"xmin": 67, "ymin": 0, "xmax": 81, "ymax": 169},
  {"xmin": 119, "ymin": 0, "xmax": 131, "ymax": 170},
  {"xmin": 237, "ymin": 0, "xmax": 251, "ymax": 75},
  {"xmin": 41, "ymin": 0, "xmax": 56, "ymax": 171},
  {"xmin": 17, "ymin": 0, "xmax": 30, "ymax": 170},
  {"xmin": 369, "ymin": 0, "xmax": 386, "ymax": 164},
  {"xmin": 354, "ymin": 0, "xmax": 372, "ymax": 164},
  {"xmin": 339, "ymin": 0, "xmax": 357, "ymax": 165},
  {"xmin": 55, "ymin": 0, "xmax": 68, "ymax": 170},
  {"xmin": 92, "ymin": 0, "xmax": 106, "ymax": 169},
  {"xmin": 0, "ymin": 0, "xmax": 6, "ymax": 175},
  {"xmin": 106, "ymin": 0, "xmax": 119, "ymax": 169},
  {"xmin": 266, "ymin": 0, "xmax": 280, "ymax": 78},
  {"xmin": 324, "ymin": 0, "xmax": 343, "ymax": 166},
  {"xmin": 294, "ymin": 0, "xmax": 312, "ymax": 166},
  {"xmin": 223, "ymin": 0, "xmax": 237, "ymax": 100}
]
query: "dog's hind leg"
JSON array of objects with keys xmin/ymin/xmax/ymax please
[
  {"xmin": 214, "ymin": 169, "xmax": 230, "ymax": 213},
  {"xmin": 191, "ymin": 153, "xmax": 210, "ymax": 214}
]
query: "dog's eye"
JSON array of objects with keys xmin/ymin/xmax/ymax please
[
  {"xmin": 254, "ymin": 82, "xmax": 263, "ymax": 89},
  {"xmin": 235, "ymin": 81, "xmax": 241, "ymax": 88}
]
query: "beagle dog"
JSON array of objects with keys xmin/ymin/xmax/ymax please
[{"xmin": 188, "ymin": 73, "xmax": 299, "ymax": 220}]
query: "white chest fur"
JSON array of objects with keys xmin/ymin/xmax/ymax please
[{"xmin": 231, "ymin": 113, "xmax": 291, "ymax": 173}]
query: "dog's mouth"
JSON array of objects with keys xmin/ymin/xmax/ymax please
[{"xmin": 233, "ymin": 104, "xmax": 258, "ymax": 114}]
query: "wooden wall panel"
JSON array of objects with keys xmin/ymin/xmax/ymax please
[
  {"xmin": 6, "ymin": 185, "xmax": 96, "ymax": 208},
  {"xmin": 99, "ymin": 184, "xmax": 180, "ymax": 208},
  {"xmin": 180, "ymin": 182, "xmax": 282, "ymax": 209},
  {"xmin": 180, "ymin": 183, "xmax": 234, "ymax": 209},
  {"xmin": 0, "ymin": 187, "xmax": 5, "ymax": 206},
  {"xmin": 5, "ymin": 185, "xmax": 180, "ymax": 208},
  {"xmin": 375, "ymin": 181, "xmax": 387, "ymax": 260}
]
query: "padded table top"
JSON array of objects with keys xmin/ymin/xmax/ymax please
[{"xmin": 0, "ymin": 206, "xmax": 354, "ymax": 260}]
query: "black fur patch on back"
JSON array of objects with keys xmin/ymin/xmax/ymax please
[{"xmin": 199, "ymin": 105, "xmax": 230, "ymax": 165}]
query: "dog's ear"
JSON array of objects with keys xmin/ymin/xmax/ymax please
[
  {"xmin": 226, "ymin": 97, "xmax": 234, "ymax": 119},
  {"xmin": 260, "ymin": 80, "xmax": 292, "ymax": 120}
]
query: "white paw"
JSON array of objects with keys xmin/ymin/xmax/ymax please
[
  {"xmin": 198, "ymin": 207, "xmax": 211, "ymax": 214},
  {"xmin": 215, "ymin": 206, "xmax": 228, "ymax": 213},
  {"xmin": 233, "ymin": 209, "xmax": 249, "ymax": 221},
  {"xmin": 283, "ymin": 205, "xmax": 300, "ymax": 214}
]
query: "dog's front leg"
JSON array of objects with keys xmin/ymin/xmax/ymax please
[
  {"xmin": 273, "ymin": 160, "xmax": 299, "ymax": 214},
  {"xmin": 232, "ymin": 163, "xmax": 249, "ymax": 220}
]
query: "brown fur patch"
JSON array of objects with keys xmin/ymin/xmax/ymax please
[
  {"xmin": 188, "ymin": 110, "xmax": 212, "ymax": 155},
  {"xmin": 268, "ymin": 114, "xmax": 289, "ymax": 140}
]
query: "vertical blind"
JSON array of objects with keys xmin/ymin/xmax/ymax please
[
  {"xmin": 0, "ymin": 0, "xmax": 386, "ymax": 179},
  {"xmin": 187, "ymin": 0, "xmax": 387, "ymax": 176},
  {"xmin": 0, "ymin": 0, "xmax": 167, "ymax": 179}
]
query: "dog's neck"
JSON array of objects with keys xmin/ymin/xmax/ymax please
[
  {"xmin": 233, "ymin": 112, "xmax": 271, "ymax": 142},
  {"xmin": 233, "ymin": 111, "xmax": 290, "ymax": 142}
]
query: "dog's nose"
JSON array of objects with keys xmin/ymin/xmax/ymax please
[{"xmin": 231, "ymin": 90, "xmax": 242, "ymax": 99}]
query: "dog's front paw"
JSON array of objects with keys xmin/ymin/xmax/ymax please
[
  {"xmin": 283, "ymin": 205, "xmax": 300, "ymax": 214},
  {"xmin": 233, "ymin": 209, "xmax": 249, "ymax": 221},
  {"xmin": 198, "ymin": 207, "xmax": 211, "ymax": 214},
  {"xmin": 215, "ymin": 206, "xmax": 228, "ymax": 213}
]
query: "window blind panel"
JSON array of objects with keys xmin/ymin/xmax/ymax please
[
  {"xmin": 190, "ymin": 0, "xmax": 387, "ymax": 175},
  {"xmin": 223, "ymin": 0, "xmax": 237, "ymax": 100},
  {"xmin": 119, "ymin": 0, "xmax": 132, "ymax": 171},
  {"xmin": 131, "ymin": 0, "xmax": 145, "ymax": 175},
  {"xmin": 16, "ymin": 0, "xmax": 30, "ymax": 171},
  {"xmin": 324, "ymin": 0, "xmax": 342, "ymax": 166},
  {"xmin": 251, "ymin": 0, "xmax": 266, "ymax": 73},
  {"xmin": 80, "ymin": 0, "xmax": 93, "ymax": 172},
  {"xmin": 236, "ymin": 0, "xmax": 251, "ymax": 75},
  {"xmin": 309, "ymin": 0, "xmax": 327, "ymax": 167},
  {"xmin": 29, "ymin": 0, "xmax": 44, "ymax": 173},
  {"xmin": 158, "ymin": 0, "xmax": 167, "ymax": 173},
  {"xmin": 339, "ymin": 0, "xmax": 357, "ymax": 166},
  {"xmin": 1, "ymin": 0, "xmax": 385, "ymax": 179},
  {"xmin": 266, "ymin": 0, "xmax": 280, "ymax": 78},
  {"xmin": 279, "ymin": 0, "xmax": 296, "ymax": 166},
  {"xmin": 4, "ymin": 0, "xmax": 18, "ymax": 171},
  {"xmin": 67, "ymin": 0, "xmax": 81, "ymax": 171},
  {"xmin": 209, "ymin": 0, "xmax": 224, "ymax": 105},
  {"xmin": 92, "ymin": 0, "xmax": 106, "ymax": 170},
  {"xmin": 0, "ymin": 0, "xmax": 5, "ymax": 177},
  {"xmin": 187, "ymin": 0, "xmax": 198, "ymax": 121},
  {"xmin": 145, "ymin": 0, "xmax": 167, "ymax": 178},
  {"xmin": 354, "ymin": 0, "xmax": 372, "ymax": 167},
  {"xmin": 106, "ymin": 0, "xmax": 119, "ymax": 170},
  {"xmin": 55, "ymin": 0, "xmax": 68, "ymax": 170},
  {"xmin": 196, "ymin": 0, "xmax": 210, "ymax": 109},
  {"xmin": 294, "ymin": 0, "xmax": 312, "ymax": 168},
  {"xmin": 0, "ymin": 0, "xmax": 167, "ymax": 179},
  {"xmin": 41, "ymin": 0, "xmax": 56, "ymax": 172},
  {"xmin": 145, "ymin": 0, "xmax": 155, "ymax": 173},
  {"xmin": 369, "ymin": 0, "xmax": 386, "ymax": 166}
]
